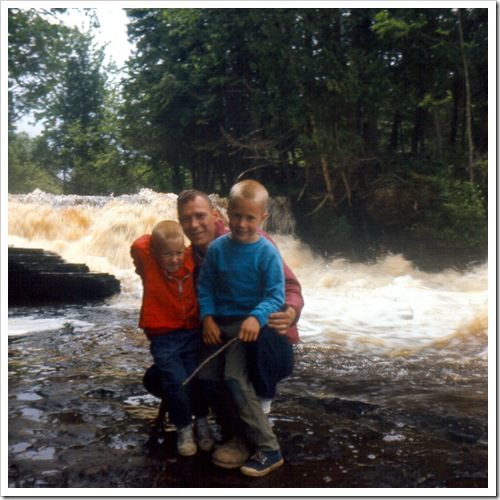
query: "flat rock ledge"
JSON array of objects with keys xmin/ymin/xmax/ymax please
[{"xmin": 8, "ymin": 247, "xmax": 121, "ymax": 306}]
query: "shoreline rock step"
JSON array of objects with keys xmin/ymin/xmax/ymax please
[{"xmin": 8, "ymin": 247, "xmax": 121, "ymax": 306}]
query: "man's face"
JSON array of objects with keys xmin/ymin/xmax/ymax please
[{"xmin": 178, "ymin": 196, "xmax": 218, "ymax": 253}]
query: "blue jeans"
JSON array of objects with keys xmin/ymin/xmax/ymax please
[{"xmin": 149, "ymin": 329, "xmax": 202, "ymax": 429}]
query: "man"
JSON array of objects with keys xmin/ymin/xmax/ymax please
[
  {"xmin": 144, "ymin": 188, "xmax": 304, "ymax": 468},
  {"xmin": 177, "ymin": 189, "xmax": 302, "ymax": 341}
]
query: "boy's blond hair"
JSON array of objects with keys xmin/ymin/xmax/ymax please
[
  {"xmin": 229, "ymin": 180, "xmax": 269, "ymax": 210},
  {"xmin": 151, "ymin": 220, "xmax": 185, "ymax": 250}
]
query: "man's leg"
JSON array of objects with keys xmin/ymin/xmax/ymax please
[
  {"xmin": 143, "ymin": 364, "xmax": 169, "ymax": 430},
  {"xmin": 248, "ymin": 325, "xmax": 294, "ymax": 401}
]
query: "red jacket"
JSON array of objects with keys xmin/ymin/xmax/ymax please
[
  {"xmin": 191, "ymin": 219, "xmax": 304, "ymax": 344},
  {"xmin": 131, "ymin": 234, "xmax": 200, "ymax": 337}
]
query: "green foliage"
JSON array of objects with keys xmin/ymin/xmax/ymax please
[
  {"xmin": 410, "ymin": 169, "xmax": 487, "ymax": 248},
  {"xmin": 8, "ymin": 10, "xmax": 135, "ymax": 195},
  {"xmin": 8, "ymin": 7, "xmax": 489, "ymax": 253},
  {"xmin": 8, "ymin": 132, "xmax": 62, "ymax": 193},
  {"xmin": 8, "ymin": 8, "xmax": 77, "ymax": 124}
]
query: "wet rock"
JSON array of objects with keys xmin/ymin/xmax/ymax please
[
  {"xmin": 7, "ymin": 304, "xmax": 488, "ymax": 490},
  {"xmin": 8, "ymin": 247, "xmax": 120, "ymax": 306}
]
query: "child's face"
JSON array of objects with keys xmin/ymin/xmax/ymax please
[
  {"xmin": 153, "ymin": 238, "xmax": 185, "ymax": 274},
  {"xmin": 228, "ymin": 198, "xmax": 268, "ymax": 244}
]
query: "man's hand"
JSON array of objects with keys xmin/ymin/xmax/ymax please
[
  {"xmin": 202, "ymin": 316, "xmax": 222, "ymax": 345},
  {"xmin": 268, "ymin": 305, "xmax": 296, "ymax": 335},
  {"xmin": 238, "ymin": 316, "xmax": 260, "ymax": 342}
]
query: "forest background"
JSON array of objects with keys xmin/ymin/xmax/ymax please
[{"xmin": 7, "ymin": 7, "xmax": 490, "ymax": 257}]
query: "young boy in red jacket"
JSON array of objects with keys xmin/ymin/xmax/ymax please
[{"xmin": 131, "ymin": 220, "xmax": 214, "ymax": 456}]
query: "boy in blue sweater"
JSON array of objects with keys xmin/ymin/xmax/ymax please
[{"xmin": 197, "ymin": 180, "xmax": 285, "ymax": 477}]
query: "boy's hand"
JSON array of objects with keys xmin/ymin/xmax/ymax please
[
  {"xmin": 202, "ymin": 316, "xmax": 222, "ymax": 345},
  {"xmin": 268, "ymin": 305, "xmax": 296, "ymax": 335},
  {"xmin": 238, "ymin": 316, "xmax": 260, "ymax": 342}
]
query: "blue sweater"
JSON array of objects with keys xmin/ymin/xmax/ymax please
[{"xmin": 197, "ymin": 234, "xmax": 285, "ymax": 327}]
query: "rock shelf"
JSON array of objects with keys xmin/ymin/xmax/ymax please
[{"xmin": 8, "ymin": 247, "xmax": 120, "ymax": 306}]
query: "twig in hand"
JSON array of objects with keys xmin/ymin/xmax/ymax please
[{"xmin": 182, "ymin": 337, "xmax": 238, "ymax": 386}]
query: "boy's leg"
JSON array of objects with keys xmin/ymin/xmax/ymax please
[
  {"xmin": 143, "ymin": 364, "xmax": 164, "ymax": 399},
  {"xmin": 181, "ymin": 330, "xmax": 215, "ymax": 451},
  {"xmin": 221, "ymin": 322, "xmax": 280, "ymax": 453},
  {"xmin": 182, "ymin": 330, "xmax": 212, "ymax": 421},
  {"xmin": 149, "ymin": 331, "xmax": 192, "ymax": 429},
  {"xmin": 198, "ymin": 340, "xmax": 242, "ymax": 442}
]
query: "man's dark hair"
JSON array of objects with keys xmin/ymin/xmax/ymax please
[{"xmin": 177, "ymin": 189, "xmax": 214, "ymax": 213}]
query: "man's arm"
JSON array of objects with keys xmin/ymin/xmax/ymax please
[{"xmin": 257, "ymin": 229, "xmax": 304, "ymax": 340}]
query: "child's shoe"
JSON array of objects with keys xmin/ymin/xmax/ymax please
[
  {"xmin": 240, "ymin": 449, "xmax": 284, "ymax": 477},
  {"xmin": 176, "ymin": 424, "xmax": 197, "ymax": 456},
  {"xmin": 194, "ymin": 417, "xmax": 215, "ymax": 452}
]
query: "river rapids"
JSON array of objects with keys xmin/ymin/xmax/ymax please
[{"xmin": 6, "ymin": 190, "xmax": 491, "ymax": 493}]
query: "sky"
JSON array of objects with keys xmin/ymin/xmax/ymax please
[{"xmin": 62, "ymin": 7, "xmax": 133, "ymax": 68}]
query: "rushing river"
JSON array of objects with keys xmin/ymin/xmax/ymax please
[{"xmin": 6, "ymin": 190, "xmax": 490, "ymax": 493}]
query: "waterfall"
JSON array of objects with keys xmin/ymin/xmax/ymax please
[{"xmin": 8, "ymin": 189, "xmax": 488, "ymax": 361}]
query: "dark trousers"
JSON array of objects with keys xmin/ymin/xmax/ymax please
[
  {"xmin": 248, "ymin": 326, "xmax": 294, "ymax": 399},
  {"xmin": 143, "ymin": 363, "xmax": 209, "ymax": 419},
  {"xmin": 198, "ymin": 321, "xmax": 280, "ymax": 452},
  {"xmin": 148, "ymin": 329, "xmax": 208, "ymax": 428},
  {"xmin": 143, "ymin": 325, "xmax": 294, "ymax": 430}
]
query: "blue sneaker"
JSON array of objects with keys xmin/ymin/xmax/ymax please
[{"xmin": 240, "ymin": 450, "xmax": 284, "ymax": 477}]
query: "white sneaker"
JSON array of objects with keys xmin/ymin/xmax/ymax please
[
  {"xmin": 259, "ymin": 397, "xmax": 272, "ymax": 415},
  {"xmin": 195, "ymin": 417, "xmax": 215, "ymax": 452},
  {"xmin": 177, "ymin": 424, "xmax": 197, "ymax": 456}
]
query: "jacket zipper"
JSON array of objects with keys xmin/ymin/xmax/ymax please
[{"xmin": 165, "ymin": 271, "xmax": 191, "ymax": 322}]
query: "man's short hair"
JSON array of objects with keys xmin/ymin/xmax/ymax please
[{"xmin": 177, "ymin": 189, "xmax": 214, "ymax": 213}]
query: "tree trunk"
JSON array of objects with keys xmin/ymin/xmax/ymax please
[
  {"xmin": 310, "ymin": 115, "xmax": 335, "ymax": 205},
  {"xmin": 432, "ymin": 108, "xmax": 443, "ymax": 160},
  {"xmin": 457, "ymin": 8, "xmax": 475, "ymax": 182}
]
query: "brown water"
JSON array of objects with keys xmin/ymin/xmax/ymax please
[{"xmin": 6, "ymin": 190, "xmax": 490, "ymax": 493}]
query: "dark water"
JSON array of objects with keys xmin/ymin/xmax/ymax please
[
  {"xmin": 7, "ymin": 302, "xmax": 488, "ymax": 491},
  {"xmin": 6, "ymin": 190, "xmax": 490, "ymax": 491}
]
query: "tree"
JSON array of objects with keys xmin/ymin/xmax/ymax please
[
  {"xmin": 31, "ymin": 32, "xmax": 101, "ymax": 193},
  {"xmin": 120, "ymin": 7, "xmax": 487, "ymax": 248},
  {"xmin": 9, "ymin": 8, "xmax": 132, "ymax": 195},
  {"xmin": 8, "ymin": 8, "xmax": 74, "ymax": 127},
  {"xmin": 8, "ymin": 131, "xmax": 62, "ymax": 193}
]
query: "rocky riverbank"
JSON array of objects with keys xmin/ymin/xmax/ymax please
[{"xmin": 8, "ymin": 333, "xmax": 488, "ymax": 490}]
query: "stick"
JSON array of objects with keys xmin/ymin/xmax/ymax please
[{"xmin": 182, "ymin": 337, "xmax": 238, "ymax": 386}]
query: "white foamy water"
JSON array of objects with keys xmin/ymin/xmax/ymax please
[
  {"xmin": 271, "ymin": 234, "xmax": 488, "ymax": 357},
  {"xmin": 8, "ymin": 317, "xmax": 95, "ymax": 336},
  {"xmin": 8, "ymin": 190, "xmax": 488, "ymax": 359}
]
